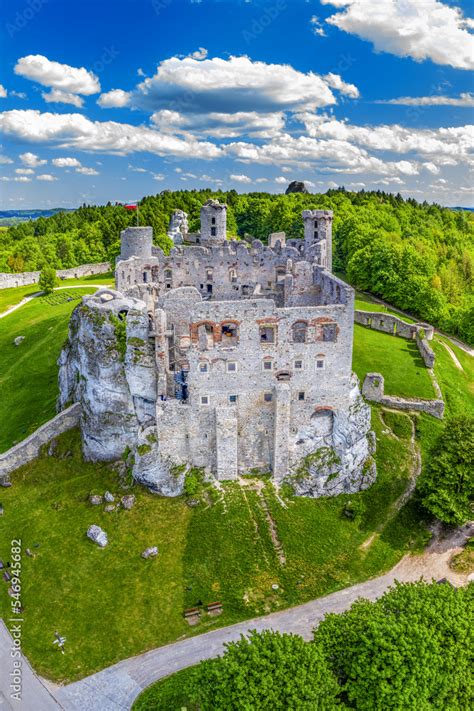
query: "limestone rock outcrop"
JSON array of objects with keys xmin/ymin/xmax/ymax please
[
  {"xmin": 285, "ymin": 181, "xmax": 308, "ymax": 194},
  {"xmin": 132, "ymin": 427, "xmax": 184, "ymax": 497},
  {"xmin": 167, "ymin": 209, "xmax": 189, "ymax": 245},
  {"xmin": 58, "ymin": 288, "xmax": 184, "ymax": 497},
  {"xmin": 58, "ymin": 289, "xmax": 156, "ymax": 461},
  {"xmin": 289, "ymin": 377, "xmax": 376, "ymax": 497}
]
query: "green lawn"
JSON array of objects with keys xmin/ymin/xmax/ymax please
[
  {"xmin": 432, "ymin": 338, "xmax": 474, "ymax": 417},
  {"xmin": 0, "ymin": 288, "xmax": 98, "ymax": 452},
  {"xmin": 0, "ymin": 408, "xmax": 427, "ymax": 683},
  {"xmin": 352, "ymin": 323, "xmax": 435, "ymax": 399},
  {"xmin": 0, "ymin": 273, "xmax": 114, "ymax": 314}
]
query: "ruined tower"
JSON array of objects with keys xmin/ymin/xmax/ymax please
[
  {"xmin": 200, "ymin": 199, "xmax": 227, "ymax": 245},
  {"xmin": 302, "ymin": 210, "xmax": 333, "ymax": 270},
  {"xmin": 120, "ymin": 226, "xmax": 153, "ymax": 260}
]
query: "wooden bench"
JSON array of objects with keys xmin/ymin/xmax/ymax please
[
  {"xmin": 183, "ymin": 607, "xmax": 201, "ymax": 626},
  {"xmin": 206, "ymin": 601, "xmax": 223, "ymax": 616}
]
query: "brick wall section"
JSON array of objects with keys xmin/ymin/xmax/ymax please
[
  {"xmin": 0, "ymin": 403, "xmax": 81, "ymax": 480},
  {"xmin": 362, "ymin": 373, "xmax": 444, "ymax": 419},
  {"xmin": 354, "ymin": 310, "xmax": 435, "ymax": 367},
  {"xmin": 0, "ymin": 263, "xmax": 110, "ymax": 290}
]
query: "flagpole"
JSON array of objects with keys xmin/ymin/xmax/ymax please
[{"xmin": 136, "ymin": 203, "xmax": 139, "ymax": 227}]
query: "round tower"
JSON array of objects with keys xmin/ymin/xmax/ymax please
[
  {"xmin": 119, "ymin": 226, "xmax": 153, "ymax": 260},
  {"xmin": 302, "ymin": 210, "xmax": 333, "ymax": 270},
  {"xmin": 200, "ymin": 199, "xmax": 227, "ymax": 244}
]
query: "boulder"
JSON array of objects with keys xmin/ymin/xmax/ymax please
[
  {"xmin": 87, "ymin": 525, "xmax": 108, "ymax": 548},
  {"xmin": 104, "ymin": 491, "xmax": 115, "ymax": 503},
  {"xmin": 89, "ymin": 494, "xmax": 103, "ymax": 506},
  {"xmin": 121, "ymin": 494, "xmax": 136, "ymax": 510},
  {"xmin": 141, "ymin": 546, "xmax": 158, "ymax": 559},
  {"xmin": 14, "ymin": 336, "xmax": 25, "ymax": 346}
]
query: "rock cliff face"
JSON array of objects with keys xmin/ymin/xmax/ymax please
[
  {"xmin": 289, "ymin": 377, "xmax": 376, "ymax": 497},
  {"xmin": 58, "ymin": 289, "xmax": 184, "ymax": 496},
  {"xmin": 167, "ymin": 209, "xmax": 189, "ymax": 245}
]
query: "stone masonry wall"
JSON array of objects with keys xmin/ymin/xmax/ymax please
[
  {"xmin": 0, "ymin": 403, "xmax": 81, "ymax": 481},
  {"xmin": 362, "ymin": 373, "xmax": 444, "ymax": 418},
  {"xmin": 355, "ymin": 310, "xmax": 435, "ymax": 367},
  {"xmin": 0, "ymin": 262, "xmax": 110, "ymax": 290}
]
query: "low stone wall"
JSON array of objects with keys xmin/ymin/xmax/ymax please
[
  {"xmin": 0, "ymin": 404, "xmax": 81, "ymax": 480},
  {"xmin": 362, "ymin": 373, "xmax": 444, "ymax": 419},
  {"xmin": 354, "ymin": 310, "xmax": 435, "ymax": 367},
  {"xmin": 416, "ymin": 334, "xmax": 435, "ymax": 368},
  {"xmin": 0, "ymin": 262, "xmax": 110, "ymax": 290}
]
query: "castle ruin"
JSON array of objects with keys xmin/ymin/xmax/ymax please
[{"xmin": 58, "ymin": 201, "xmax": 376, "ymax": 497}]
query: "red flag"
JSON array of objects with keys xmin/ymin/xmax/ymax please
[{"xmin": 125, "ymin": 203, "xmax": 137, "ymax": 210}]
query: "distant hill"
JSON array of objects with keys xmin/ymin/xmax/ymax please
[
  {"xmin": 0, "ymin": 208, "xmax": 75, "ymax": 226},
  {"xmin": 450, "ymin": 207, "xmax": 474, "ymax": 212}
]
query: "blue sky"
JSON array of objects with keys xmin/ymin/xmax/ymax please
[{"xmin": 0, "ymin": 0, "xmax": 473, "ymax": 208}]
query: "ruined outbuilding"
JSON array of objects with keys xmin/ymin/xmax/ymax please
[{"xmin": 59, "ymin": 200, "xmax": 376, "ymax": 497}]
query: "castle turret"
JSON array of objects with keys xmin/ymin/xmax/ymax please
[
  {"xmin": 200, "ymin": 199, "xmax": 227, "ymax": 244},
  {"xmin": 120, "ymin": 226, "xmax": 153, "ymax": 261},
  {"xmin": 302, "ymin": 210, "xmax": 333, "ymax": 270}
]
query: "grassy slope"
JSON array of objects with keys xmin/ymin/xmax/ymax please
[
  {"xmin": 0, "ymin": 408, "xmax": 426, "ymax": 683},
  {"xmin": 0, "ymin": 288, "xmax": 97, "ymax": 452},
  {"xmin": 352, "ymin": 323, "xmax": 434, "ymax": 399},
  {"xmin": 0, "ymin": 273, "xmax": 114, "ymax": 314}
]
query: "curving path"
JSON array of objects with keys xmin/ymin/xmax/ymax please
[{"xmin": 0, "ymin": 285, "xmax": 109, "ymax": 320}]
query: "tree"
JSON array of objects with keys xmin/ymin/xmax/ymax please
[
  {"xmin": 187, "ymin": 630, "xmax": 340, "ymax": 710},
  {"xmin": 39, "ymin": 265, "xmax": 58, "ymax": 294},
  {"xmin": 314, "ymin": 581, "xmax": 473, "ymax": 710},
  {"xmin": 417, "ymin": 416, "xmax": 474, "ymax": 525}
]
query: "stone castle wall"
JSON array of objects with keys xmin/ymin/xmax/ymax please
[
  {"xmin": 0, "ymin": 262, "xmax": 110, "ymax": 290},
  {"xmin": 0, "ymin": 403, "xmax": 81, "ymax": 481},
  {"xmin": 362, "ymin": 373, "xmax": 444, "ymax": 419},
  {"xmin": 355, "ymin": 310, "xmax": 435, "ymax": 367}
]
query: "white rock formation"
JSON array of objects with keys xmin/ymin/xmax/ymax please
[
  {"xmin": 57, "ymin": 289, "xmax": 184, "ymax": 497},
  {"xmin": 289, "ymin": 377, "xmax": 376, "ymax": 497},
  {"xmin": 167, "ymin": 209, "xmax": 188, "ymax": 245}
]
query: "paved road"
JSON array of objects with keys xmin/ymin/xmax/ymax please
[
  {"xmin": 0, "ymin": 621, "xmax": 60, "ymax": 710},
  {"xmin": 0, "ymin": 286, "xmax": 109, "ymax": 320}
]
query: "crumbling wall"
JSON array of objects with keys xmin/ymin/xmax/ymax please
[
  {"xmin": 362, "ymin": 373, "xmax": 444, "ymax": 418},
  {"xmin": 0, "ymin": 404, "xmax": 81, "ymax": 481},
  {"xmin": 355, "ymin": 310, "xmax": 436, "ymax": 367},
  {"xmin": 0, "ymin": 262, "xmax": 110, "ymax": 290}
]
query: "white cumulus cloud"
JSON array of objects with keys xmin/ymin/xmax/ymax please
[
  {"xmin": 15, "ymin": 54, "xmax": 100, "ymax": 94},
  {"xmin": 42, "ymin": 89, "xmax": 84, "ymax": 107},
  {"xmin": 76, "ymin": 166, "xmax": 99, "ymax": 175},
  {"xmin": 230, "ymin": 174, "xmax": 252, "ymax": 183},
  {"xmin": 37, "ymin": 174, "xmax": 57, "ymax": 181},
  {"xmin": 322, "ymin": 0, "xmax": 474, "ymax": 70},
  {"xmin": 97, "ymin": 89, "xmax": 131, "ymax": 108},
  {"xmin": 19, "ymin": 151, "xmax": 46, "ymax": 167},
  {"xmin": 15, "ymin": 168, "xmax": 34, "ymax": 174},
  {"xmin": 52, "ymin": 157, "xmax": 82, "ymax": 167},
  {"xmin": 0, "ymin": 110, "xmax": 223, "ymax": 160},
  {"xmin": 0, "ymin": 84, "xmax": 7, "ymax": 98}
]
